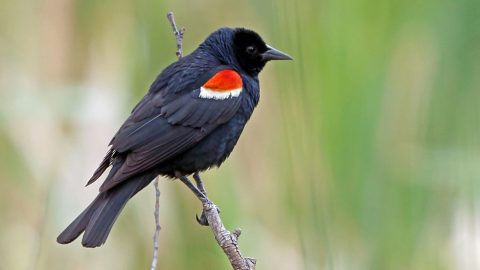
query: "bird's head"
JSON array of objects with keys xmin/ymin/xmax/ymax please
[{"xmin": 200, "ymin": 28, "xmax": 292, "ymax": 75}]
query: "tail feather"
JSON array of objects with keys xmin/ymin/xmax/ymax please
[
  {"xmin": 56, "ymin": 195, "xmax": 105, "ymax": 244},
  {"xmin": 86, "ymin": 148, "xmax": 115, "ymax": 186},
  {"xmin": 57, "ymin": 172, "xmax": 154, "ymax": 247},
  {"xmin": 82, "ymin": 178, "xmax": 146, "ymax": 247}
]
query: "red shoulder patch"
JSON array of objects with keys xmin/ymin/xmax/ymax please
[{"xmin": 203, "ymin": 70, "xmax": 242, "ymax": 92}]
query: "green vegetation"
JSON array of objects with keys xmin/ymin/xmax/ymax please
[{"xmin": 0, "ymin": 0, "xmax": 479, "ymax": 269}]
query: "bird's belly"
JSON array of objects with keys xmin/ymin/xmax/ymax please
[{"xmin": 159, "ymin": 116, "xmax": 246, "ymax": 176}]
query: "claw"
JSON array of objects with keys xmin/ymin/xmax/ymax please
[{"xmin": 196, "ymin": 212, "xmax": 209, "ymax": 226}]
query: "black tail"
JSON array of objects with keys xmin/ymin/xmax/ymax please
[{"xmin": 57, "ymin": 172, "xmax": 155, "ymax": 247}]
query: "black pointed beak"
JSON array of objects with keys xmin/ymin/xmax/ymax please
[{"xmin": 262, "ymin": 45, "xmax": 293, "ymax": 61}]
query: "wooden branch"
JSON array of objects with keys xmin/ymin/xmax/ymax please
[
  {"xmin": 163, "ymin": 11, "xmax": 257, "ymax": 270},
  {"xmin": 203, "ymin": 202, "xmax": 257, "ymax": 270},
  {"xmin": 150, "ymin": 177, "xmax": 161, "ymax": 270}
]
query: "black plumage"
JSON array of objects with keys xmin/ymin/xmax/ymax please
[{"xmin": 57, "ymin": 27, "xmax": 291, "ymax": 247}]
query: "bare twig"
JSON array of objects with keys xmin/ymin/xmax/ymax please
[
  {"xmin": 150, "ymin": 177, "xmax": 161, "ymax": 270},
  {"xmin": 150, "ymin": 11, "xmax": 185, "ymax": 270},
  {"xmin": 166, "ymin": 12, "xmax": 185, "ymax": 59},
  {"xmin": 163, "ymin": 11, "xmax": 256, "ymax": 270}
]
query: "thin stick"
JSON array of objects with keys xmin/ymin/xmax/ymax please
[
  {"xmin": 166, "ymin": 12, "xmax": 185, "ymax": 59},
  {"xmin": 160, "ymin": 11, "xmax": 256, "ymax": 270},
  {"xmin": 150, "ymin": 177, "xmax": 161, "ymax": 270},
  {"xmin": 150, "ymin": 11, "xmax": 186, "ymax": 270}
]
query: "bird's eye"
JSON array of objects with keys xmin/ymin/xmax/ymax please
[{"xmin": 246, "ymin": 46, "xmax": 257, "ymax": 54}]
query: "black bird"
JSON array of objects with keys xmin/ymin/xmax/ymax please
[{"xmin": 57, "ymin": 27, "xmax": 291, "ymax": 248}]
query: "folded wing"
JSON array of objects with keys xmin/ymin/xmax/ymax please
[{"xmin": 90, "ymin": 66, "xmax": 243, "ymax": 192}]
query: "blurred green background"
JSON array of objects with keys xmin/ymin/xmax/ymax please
[{"xmin": 1, "ymin": 0, "xmax": 479, "ymax": 269}]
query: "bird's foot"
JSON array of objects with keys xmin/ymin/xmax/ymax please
[
  {"xmin": 195, "ymin": 205, "xmax": 221, "ymax": 226},
  {"xmin": 176, "ymin": 171, "xmax": 218, "ymax": 226}
]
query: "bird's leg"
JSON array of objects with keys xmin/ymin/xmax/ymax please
[
  {"xmin": 175, "ymin": 171, "xmax": 211, "ymax": 226},
  {"xmin": 175, "ymin": 172, "xmax": 209, "ymax": 203},
  {"xmin": 192, "ymin": 172, "xmax": 220, "ymax": 226},
  {"xmin": 193, "ymin": 172, "xmax": 207, "ymax": 197}
]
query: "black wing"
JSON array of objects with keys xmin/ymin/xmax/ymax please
[{"xmin": 88, "ymin": 66, "xmax": 243, "ymax": 192}]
